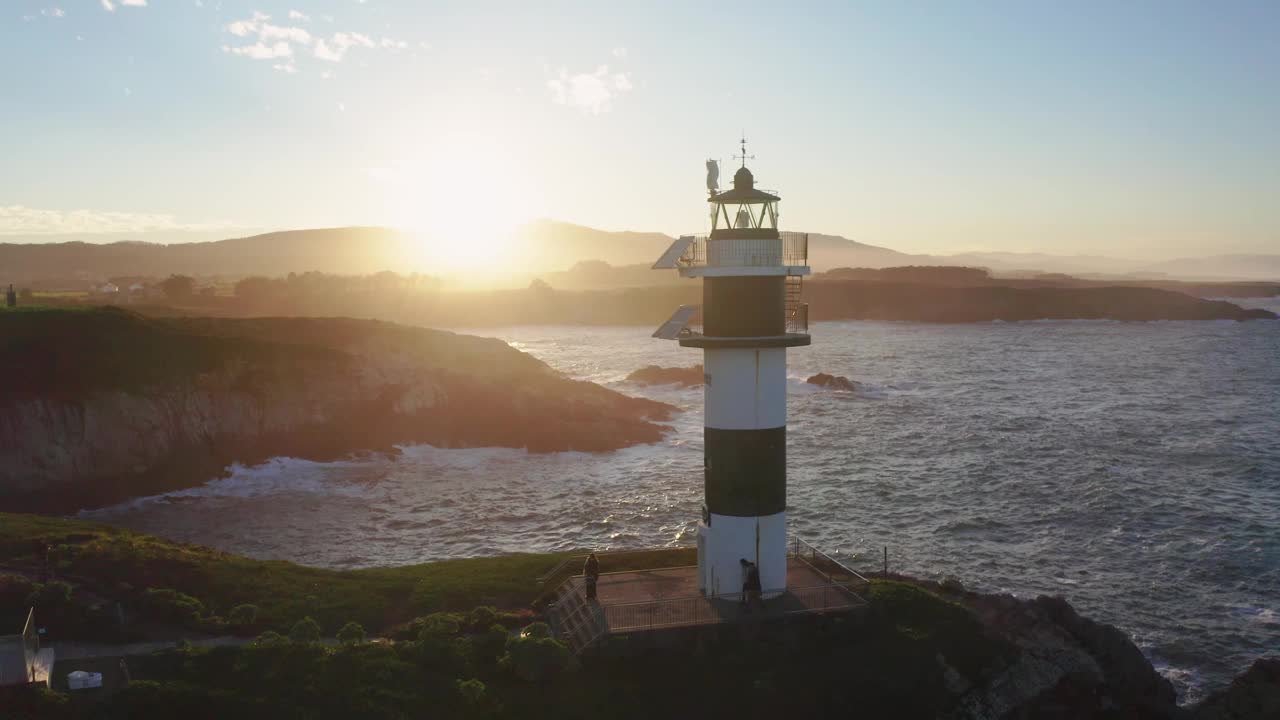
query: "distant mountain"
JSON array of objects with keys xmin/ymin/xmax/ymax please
[
  {"xmin": 511, "ymin": 220, "xmax": 673, "ymax": 271},
  {"xmin": 0, "ymin": 227, "xmax": 412, "ymax": 286},
  {"xmin": 2, "ymin": 221, "xmax": 1277, "ymax": 287},
  {"xmin": 1134, "ymin": 254, "xmax": 1280, "ymax": 281}
]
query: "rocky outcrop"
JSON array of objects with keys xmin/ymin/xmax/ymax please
[
  {"xmin": 624, "ymin": 365, "xmax": 704, "ymax": 387},
  {"xmin": 1192, "ymin": 658, "xmax": 1280, "ymax": 720},
  {"xmin": 948, "ymin": 591, "xmax": 1178, "ymax": 718},
  {"xmin": 806, "ymin": 372, "xmax": 863, "ymax": 392},
  {"xmin": 0, "ymin": 309, "xmax": 675, "ymax": 512}
]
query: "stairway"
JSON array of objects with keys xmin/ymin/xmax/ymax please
[
  {"xmin": 785, "ymin": 275, "xmax": 803, "ymax": 327},
  {"xmin": 546, "ymin": 579, "xmax": 607, "ymax": 654}
]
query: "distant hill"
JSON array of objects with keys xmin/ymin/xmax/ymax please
[
  {"xmin": 0, "ymin": 227, "xmax": 412, "ymax": 287},
  {"xmin": 2, "ymin": 221, "xmax": 1278, "ymax": 287}
]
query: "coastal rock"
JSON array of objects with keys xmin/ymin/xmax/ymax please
[
  {"xmin": 0, "ymin": 309, "xmax": 676, "ymax": 512},
  {"xmin": 947, "ymin": 591, "xmax": 1177, "ymax": 719},
  {"xmin": 805, "ymin": 372, "xmax": 863, "ymax": 392},
  {"xmin": 625, "ymin": 364, "xmax": 704, "ymax": 387},
  {"xmin": 1193, "ymin": 658, "xmax": 1280, "ymax": 720}
]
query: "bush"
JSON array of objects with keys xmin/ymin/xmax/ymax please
[
  {"xmin": 26, "ymin": 581, "xmax": 73, "ymax": 610},
  {"xmin": 458, "ymin": 677, "xmax": 486, "ymax": 702},
  {"xmin": 336, "ymin": 621, "xmax": 366, "ymax": 645},
  {"xmin": 467, "ymin": 606, "xmax": 498, "ymax": 631},
  {"xmin": 518, "ymin": 621, "xmax": 551, "ymax": 640},
  {"xmin": 472, "ymin": 623, "xmax": 510, "ymax": 669},
  {"xmin": 142, "ymin": 588, "xmax": 205, "ymax": 625},
  {"xmin": 501, "ymin": 635, "xmax": 571, "ymax": 682},
  {"xmin": 227, "ymin": 604, "xmax": 258, "ymax": 629},
  {"xmin": 251, "ymin": 630, "xmax": 289, "ymax": 647},
  {"xmin": 289, "ymin": 616, "xmax": 322, "ymax": 644}
]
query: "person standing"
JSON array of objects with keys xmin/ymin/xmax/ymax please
[{"xmin": 583, "ymin": 552, "xmax": 600, "ymax": 601}]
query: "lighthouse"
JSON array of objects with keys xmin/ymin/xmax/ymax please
[{"xmin": 652, "ymin": 141, "xmax": 810, "ymax": 599}]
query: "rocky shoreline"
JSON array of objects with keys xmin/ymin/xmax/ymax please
[
  {"xmin": 867, "ymin": 576, "xmax": 1277, "ymax": 718},
  {"xmin": 0, "ymin": 309, "xmax": 675, "ymax": 513}
]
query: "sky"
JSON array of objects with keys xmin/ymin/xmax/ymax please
[{"xmin": 2, "ymin": 0, "xmax": 1278, "ymax": 260}]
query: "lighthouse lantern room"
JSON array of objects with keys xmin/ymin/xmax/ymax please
[{"xmin": 652, "ymin": 141, "xmax": 810, "ymax": 599}]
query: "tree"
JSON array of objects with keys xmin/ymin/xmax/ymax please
[
  {"xmin": 289, "ymin": 616, "xmax": 322, "ymax": 644},
  {"xmin": 159, "ymin": 274, "xmax": 196, "ymax": 301},
  {"xmin": 336, "ymin": 621, "xmax": 366, "ymax": 645},
  {"xmin": 227, "ymin": 604, "xmax": 258, "ymax": 629}
]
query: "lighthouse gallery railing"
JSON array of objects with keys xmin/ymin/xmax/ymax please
[{"xmin": 676, "ymin": 232, "xmax": 809, "ymax": 269}]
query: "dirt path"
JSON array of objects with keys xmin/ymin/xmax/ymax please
[{"xmin": 49, "ymin": 635, "xmax": 255, "ymax": 660}]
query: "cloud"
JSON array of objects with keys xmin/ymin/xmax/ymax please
[
  {"xmin": 547, "ymin": 64, "xmax": 633, "ymax": 115},
  {"xmin": 314, "ymin": 31, "xmax": 379, "ymax": 62},
  {"xmin": 313, "ymin": 39, "xmax": 343, "ymax": 62},
  {"xmin": 223, "ymin": 41, "xmax": 292, "ymax": 60},
  {"xmin": 100, "ymin": 0, "xmax": 114, "ymax": 10},
  {"xmin": 227, "ymin": 11, "xmax": 268, "ymax": 37},
  {"xmin": 121, "ymin": 0, "xmax": 146, "ymax": 5},
  {"xmin": 223, "ymin": 12, "xmax": 316, "ymax": 67},
  {"xmin": 41, "ymin": 8, "xmax": 67, "ymax": 18},
  {"xmin": 612, "ymin": 46, "xmax": 627, "ymax": 59},
  {"xmin": 224, "ymin": 12, "xmax": 407, "ymax": 72},
  {"xmin": 0, "ymin": 206, "xmax": 241, "ymax": 235}
]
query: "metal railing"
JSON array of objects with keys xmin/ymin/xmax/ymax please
[
  {"xmin": 786, "ymin": 302, "xmax": 808, "ymax": 335},
  {"xmin": 790, "ymin": 536, "xmax": 872, "ymax": 587},
  {"xmin": 676, "ymin": 232, "xmax": 809, "ymax": 269}
]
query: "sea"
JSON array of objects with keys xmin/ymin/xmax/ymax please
[{"xmin": 83, "ymin": 297, "xmax": 1280, "ymax": 704}]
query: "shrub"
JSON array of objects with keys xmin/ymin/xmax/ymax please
[
  {"xmin": 501, "ymin": 636, "xmax": 571, "ymax": 682},
  {"xmin": 472, "ymin": 623, "xmax": 510, "ymax": 669},
  {"xmin": 467, "ymin": 606, "xmax": 498, "ymax": 631},
  {"xmin": 417, "ymin": 614, "xmax": 466, "ymax": 670},
  {"xmin": 336, "ymin": 621, "xmax": 366, "ymax": 645},
  {"xmin": 142, "ymin": 588, "xmax": 205, "ymax": 625},
  {"xmin": 227, "ymin": 604, "xmax": 258, "ymax": 629},
  {"xmin": 289, "ymin": 616, "xmax": 322, "ymax": 644},
  {"xmin": 0, "ymin": 573, "xmax": 36, "ymax": 604},
  {"xmin": 26, "ymin": 581, "xmax": 73, "ymax": 610},
  {"xmin": 456, "ymin": 677, "xmax": 487, "ymax": 705},
  {"xmin": 251, "ymin": 631, "xmax": 289, "ymax": 647},
  {"xmin": 518, "ymin": 621, "xmax": 551, "ymax": 640}
]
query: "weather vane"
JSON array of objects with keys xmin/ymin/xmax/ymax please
[{"xmin": 733, "ymin": 134, "xmax": 754, "ymax": 168}]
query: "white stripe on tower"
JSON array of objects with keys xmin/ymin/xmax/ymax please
[{"xmin": 704, "ymin": 348, "xmax": 786, "ymax": 430}]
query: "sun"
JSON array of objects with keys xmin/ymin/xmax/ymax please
[{"xmin": 381, "ymin": 132, "xmax": 535, "ymax": 275}]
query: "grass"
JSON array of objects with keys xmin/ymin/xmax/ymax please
[
  {"xmin": 0, "ymin": 515, "xmax": 1034, "ymax": 719},
  {"xmin": 0, "ymin": 513, "xmax": 696, "ymax": 637},
  {"xmin": 0, "ymin": 306, "xmax": 345, "ymax": 405},
  {"xmin": 0, "ymin": 513, "xmax": 567, "ymax": 634}
]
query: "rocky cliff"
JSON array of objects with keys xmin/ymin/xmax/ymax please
[{"xmin": 0, "ymin": 308, "xmax": 674, "ymax": 512}]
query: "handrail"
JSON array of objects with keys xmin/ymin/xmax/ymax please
[
  {"xmin": 598, "ymin": 582, "xmax": 861, "ymax": 610},
  {"xmin": 537, "ymin": 547, "xmax": 692, "ymax": 585},
  {"xmin": 790, "ymin": 536, "xmax": 872, "ymax": 585}
]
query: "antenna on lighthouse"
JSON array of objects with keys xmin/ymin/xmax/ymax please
[{"xmin": 733, "ymin": 134, "xmax": 754, "ymax": 168}]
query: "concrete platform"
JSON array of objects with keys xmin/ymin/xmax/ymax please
[{"xmin": 585, "ymin": 557, "xmax": 865, "ymax": 634}]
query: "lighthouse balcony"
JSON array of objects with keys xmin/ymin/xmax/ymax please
[
  {"xmin": 652, "ymin": 232, "xmax": 810, "ymax": 277},
  {"xmin": 653, "ymin": 302, "xmax": 810, "ymax": 347}
]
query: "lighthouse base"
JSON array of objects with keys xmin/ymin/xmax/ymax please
[{"xmin": 697, "ymin": 511, "xmax": 787, "ymax": 599}]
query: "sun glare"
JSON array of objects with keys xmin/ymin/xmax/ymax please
[{"xmin": 382, "ymin": 132, "xmax": 536, "ymax": 277}]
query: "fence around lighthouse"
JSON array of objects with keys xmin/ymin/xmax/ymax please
[{"xmin": 545, "ymin": 536, "xmax": 869, "ymax": 653}]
